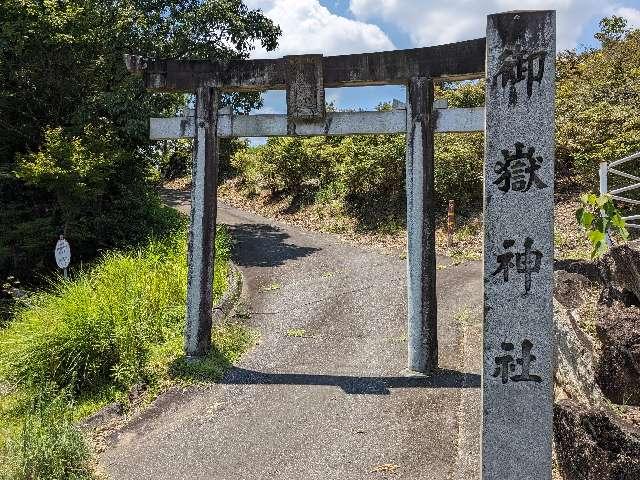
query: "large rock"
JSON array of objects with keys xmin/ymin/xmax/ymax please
[
  {"xmin": 595, "ymin": 294, "xmax": 640, "ymax": 406},
  {"xmin": 554, "ymin": 271, "xmax": 605, "ymax": 407},
  {"xmin": 554, "ymin": 400, "xmax": 640, "ymax": 480},
  {"xmin": 601, "ymin": 240, "xmax": 640, "ymax": 303},
  {"xmin": 554, "ymin": 259, "xmax": 602, "ymax": 284}
]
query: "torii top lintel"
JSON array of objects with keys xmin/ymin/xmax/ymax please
[{"xmin": 124, "ymin": 37, "xmax": 486, "ymax": 94}]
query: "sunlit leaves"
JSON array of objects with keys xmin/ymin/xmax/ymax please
[
  {"xmin": 556, "ymin": 17, "xmax": 640, "ymax": 185},
  {"xmin": 576, "ymin": 193, "xmax": 629, "ymax": 258}
]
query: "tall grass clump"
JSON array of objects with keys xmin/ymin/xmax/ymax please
[
  {"xmin": 0, "ymin": 224, "xmax": 255, "ymax": 478},
  {"xmin": 0, "ymin": 226, "xmax": 231, "ymax": 396},
  {"xmin": 0, "ymin": 390, "xmax": 92, "ymax": 480}
]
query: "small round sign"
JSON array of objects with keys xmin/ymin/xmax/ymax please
[{"xmin": 55, "ymin": 235, "xmax": 71, "ymax": 269}]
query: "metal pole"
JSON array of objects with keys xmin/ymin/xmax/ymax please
[
  {"xmin": 599, "ymin": 161, "xmax": 608, "ymax": 197},
  {"xmin": 599, "ymin": 161, "xmax": 612, "ymax": 246},
  {"xmin": 406, "ymin": 76, "xmax": 437, "ymax": 374}
]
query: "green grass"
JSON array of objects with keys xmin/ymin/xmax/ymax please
[
  {"xmin": 1, "ymin": 390, "xmax": 92, "ymax": 480},
  {"xmin": 0, "ymin": 224, "xmax": 255, "ymax": 479},
  {"xmin": 285, "ymin": 328, "xmax": 307, "ymax": 338}
]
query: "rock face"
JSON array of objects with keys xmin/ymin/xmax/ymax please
[
  {"xmin": 554, "ymin": 271, "xmax": 605, "ymax": 407},
  {"xmin": 595, "ymin": 295, "xmax": 640, "ymax": 406},
  {"xmin": 554, "ymin": 270, "xmax": 591, "ymax": 310},
  {"xmin": 554, "ymin": 400, "xmax": 640, "ymax": 480},
  {"xmin": 602, "ymin": 240, "xmax": 640, "ymax": 302}
]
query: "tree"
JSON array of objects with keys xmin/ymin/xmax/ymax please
[
  {"xmin": 556, "ymin": 16, "xmax": 640, "ymax": 185},
  {"xmin": 0, "ymin": 1, "xmax": 280, "ymax": 280}
]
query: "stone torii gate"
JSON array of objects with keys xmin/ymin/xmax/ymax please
[
  {"xmin": 127, "ymin": 10, "xmax": 556, "ymax": 479},
  {"xmin": 127, "ymin": 39, "xmax": 489, "ymax": 373},
  {"xmin": 149, "ymin": 100, "xmax": 483, "ymax": 366}
]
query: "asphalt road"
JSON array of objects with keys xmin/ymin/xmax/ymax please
[{"xmin": 100, "ymin": 190, "xmax": 483, "ymax": 479}]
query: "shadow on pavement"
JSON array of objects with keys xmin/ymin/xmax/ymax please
[
  {"xmin": 221, "ymin": 367, "xmax": 480, "ymax": 395},
  {"xmin": 228, "ymin": 223, "xmax": 320, "ymax": 268},
  {"xmin": 160, "ymin": 188, "xmax": 191, "ymax": 208}
]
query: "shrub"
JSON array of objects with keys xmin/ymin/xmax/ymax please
[
  {"xmin": 231, "ymin": 131, "xmax": 483, "ymax": 215},
  {"xmin": 434, "ymin": 132, "xmax": 484, "ymax": 210},
  {"xmin": 556, "ymin": 17, "xmax": 640, "ymax": 186},
  {"xmin": 0, "ymin": 225, "xmax": 230, "ymax": 394},
  {"xmin": 335, "ymin": 135, "xmax": 406, "ymax": 205},
  {"xmin": 4, "ymin": 127, "xmax": 185, "ymax": 282}
]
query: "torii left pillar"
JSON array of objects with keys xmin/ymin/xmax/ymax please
[{"xmin": 185, "ymin": 86, "xmax": 220, "ymax": 357}]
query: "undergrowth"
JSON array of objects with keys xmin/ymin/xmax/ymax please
[{"xmin": 0, "ymin": 224, "xmax": 254, "ymax": 478}]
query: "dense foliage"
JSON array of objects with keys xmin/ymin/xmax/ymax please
[
  {"xmin": 231, "ymin": 86, "xmax": 485, "ymax": 230},
  {"xmin": 556, "ymin": 17, "xmax": 640, "ymax": 185},
  {"xmin": 1, "ymin": 392, "xmax": 92, "ymax": 480},
  {"xmin": 0, "ymin": 0, "xmax": 280, "ymax": 281}
]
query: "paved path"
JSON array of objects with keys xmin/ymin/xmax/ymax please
[{"xmin": 100, "ymin": 190, "xmax": 482, "ymax": 479}]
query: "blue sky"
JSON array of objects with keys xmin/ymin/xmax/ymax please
[{"xmin": 244, "ymin": 0, "xmax": 640, "ymax": 116}]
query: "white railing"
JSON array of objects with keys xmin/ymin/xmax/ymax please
[{"xmin": 599, "ymin": 151, "xmax": 640, "ymax": 229}]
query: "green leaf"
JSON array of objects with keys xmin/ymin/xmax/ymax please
[
  {"xmin": 593, "ymin": 216, "xmax": 605, "ymax": 234},
  {"xmin": 620, "ymin": 226, "xmax": 630, "ymax": 241},
  {"xmin": 590, "ymin": 239, "xmax": 609, "ymax": 259},
  {"xmin": 579, "ymin": 210, "xmax": 595, "ymax": 229},
  {"xmin": 588, "ymin": 229, "xmax": 605, "ymax": 244},
  {"xmin": 610, "ymin": 213, "xmax": 626, "ymax": 228},
  {"xmin": 596, "ymin": 195, "xmax": 609, "ymax": 208}
]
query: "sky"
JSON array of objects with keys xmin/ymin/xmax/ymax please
[{"xmin": 242, "ymin": 0, "xmax": 640, "ymax": 117}]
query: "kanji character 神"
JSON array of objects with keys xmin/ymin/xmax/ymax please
[{"xmin": 492, "ymin": 237, "xmax": 543, "ymax": 294}]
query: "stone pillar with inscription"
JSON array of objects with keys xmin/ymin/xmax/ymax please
[{"xmin": 483, "ymin": 11, "xmax": 555, "ymax": 480}]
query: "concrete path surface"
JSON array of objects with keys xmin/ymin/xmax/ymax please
[{"xmin": 100, "ymin": 190, "xmax": 483, "ymax": 479}]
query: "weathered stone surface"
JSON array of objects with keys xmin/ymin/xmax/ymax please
[
  {"xmin": 554, "ymin": 258, "xmax": 602, "ymax": 284},
  {"xmin": 601, "ymin": 240, "xmax": 640, "ymax": 302},
  {"xmin": 405, "ymin": 76, "xmax": 437, "ymax": 373},
  {"xmin": 483, "ymin": 10, "xmax": 556, "ymax": 480},
  {"xmin": 284, "ymin": 54, "xmax": 325, "ymax": 124},
  {"xmin": 595, "ymin": 297, "xmax": 640, "ymax": 405},
  {"xmin": 554, "ymin": 400, "xmax": 640, "ymax": 480},
  {"xmin": 185, "ymin": 86, "xmax": 220, "ymax": 357},
  {"xmin": 123, "ymin": 38, "xmax": 487, "ymax": 93},
  {"xmin": 553, "ymin": 271, "xmax": 605, "ymax": 407},
  {"xmin": 554, "ymin": 270, "xmax": 590, "ymax": 309}
]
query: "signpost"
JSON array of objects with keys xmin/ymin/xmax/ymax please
[{"xmin": 55, "ymin": 235, "xmax": 71, "ymax": 279}]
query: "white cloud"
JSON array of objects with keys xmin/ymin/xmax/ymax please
[
  {"xmin": 614, "ymin": 6, "xmax": 640, "ymax": 28},
  {"xmin": 349, "ymin": 0, "xmax": 619, "ymax": 50},
  {"xmin": 244, "ymin": 0, "xmax": 395, "ymax": 58}
]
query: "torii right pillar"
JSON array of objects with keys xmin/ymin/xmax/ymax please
[{"xmin": 483, "ymin": 10, "xmax": 556, "ymax": 480}]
